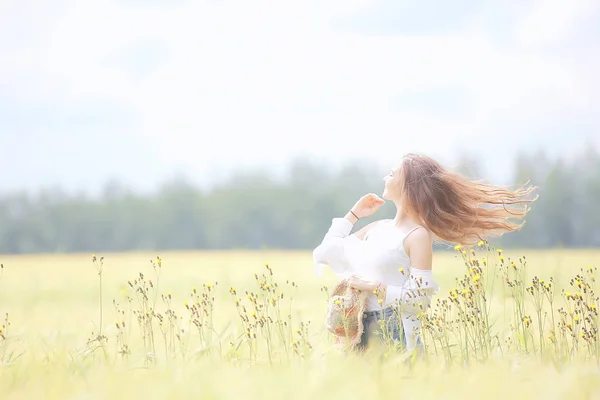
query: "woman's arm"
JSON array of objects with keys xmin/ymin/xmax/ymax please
[
  {"xmin": 313, "ymin": 194, "xmax": 386, "ymax": 278},
  {"xmin": 382, "ymin": 268, "xmax": 439, "ymax": 313},
  {"xmin": 312, "ymin": 212, "xmax": 359, "ymax": 277},
  {"xmin": 313, "ymin": 217, "xmax": 385, "ymax": 266},
  {"xmin": 384, "ymin": 227, "xmax": 438, "ymax": 311},
  {"xmin": 348, "ymin": 267, "xmax": 439, "ymax": 313}
]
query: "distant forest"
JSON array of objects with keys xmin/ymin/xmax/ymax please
[{"xmin": 0, "ymin": 147, "xmax": 598, "ymax": 254}]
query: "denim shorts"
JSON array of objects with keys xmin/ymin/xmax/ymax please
[{"xmin": 357, "ymin": 305, "xmax": 406, "ymax": 351}]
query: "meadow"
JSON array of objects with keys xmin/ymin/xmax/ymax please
[{"xmin": 1, "ymin": 245, "xmax": 600, "ymax": 399}]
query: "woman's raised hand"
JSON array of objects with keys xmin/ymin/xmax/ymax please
[{"xmin": 350, "ymin": 193, "xmax": 385, "ymax": 219}]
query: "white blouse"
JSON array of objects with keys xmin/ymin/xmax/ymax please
[{"xmin": 313, "ymin": 217, "xmax": 440, "ymax": 350}]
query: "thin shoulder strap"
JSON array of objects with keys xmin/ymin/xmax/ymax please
[
  {"xmin": 402, "ymin": 225, "xmax": 424, "ymax": 244},
  {"xmin": 400, "ymin": 225, "xmax": 425, "ymax": 254}
]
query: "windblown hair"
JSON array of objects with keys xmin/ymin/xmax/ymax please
[{"xmin": 399, "ymin": 153, "xmax": 538, "ymax": 246}]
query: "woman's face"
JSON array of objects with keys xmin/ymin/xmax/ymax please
[{"xmin": 382, "ymin": 164, "xmax": 403, "ymax": 201}]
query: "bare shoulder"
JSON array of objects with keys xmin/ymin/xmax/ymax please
[
  {"xmin": 406, "ymin": 226, "xmax": 432, "ymax": 244},
  {"xmin": 351, "ymin": 218, "xmax": 391, "ymax": 240},
  {"xmin": 404, "ymin": 227, "xmax": 433, "ymax": 270},
  {"xmin": 371, "ymin": 218, "xmax": 392, "ymax": 227}
]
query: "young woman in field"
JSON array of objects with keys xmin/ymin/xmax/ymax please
[{"xmin": 313, "ymin": 153, "xmax": 537, "ymax": 352}]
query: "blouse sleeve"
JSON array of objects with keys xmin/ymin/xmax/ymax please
[
  {"xmin": 312, "ymin": 217, "xmax": 356, "ymax": 278},
  {"xmin": 384, "ymin": 268, "xmax": 440, "ymax": 314}
]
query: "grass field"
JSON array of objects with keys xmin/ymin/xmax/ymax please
[{"xmin": 1, "ymin": 246, "xmax": 600, "ymax": 399}]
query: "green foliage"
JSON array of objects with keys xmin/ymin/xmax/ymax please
[{"xmin": 0, "ymin": 148, "xmax": 598, "ymax": 254}]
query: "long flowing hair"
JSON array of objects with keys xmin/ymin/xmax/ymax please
[{"xmin": 399, "ymin": 153, "xmax": 538, "ymax": 245}]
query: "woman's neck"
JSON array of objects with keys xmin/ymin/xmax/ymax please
[{"xmin": 393, "ymin": 203, "xmax": 420, "ymax": 227}]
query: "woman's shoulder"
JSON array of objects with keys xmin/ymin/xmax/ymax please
[
  {"xmin": 352, "ymin": 218, "xmax": 392, "ymax": 240},
  {"xmin": 403, "ymin": 226, "xmax": 433, "ymax": 267},
  {"xmin": 373, "ymin": 218, "xmax": 393, "ymax": 226},
  {"xmin": 405, "ymin": 225, "xmax": 432, "ymax": 243}
]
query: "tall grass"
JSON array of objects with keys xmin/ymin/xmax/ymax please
[
  {"xmin": 420, "ymin": 244, "xmax": 599, "ymax": 367},
  {"xmin": 0, "ymin": 247, "xmax": 599, "ymax": 398}
]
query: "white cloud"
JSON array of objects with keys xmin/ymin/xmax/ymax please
[
  {"xmin": 0, "ymin": 0, "xmax": 598, "ymax": 192},
  {"xmin": 514, "ymin": 0, "xmax": 598, "ymax": 47}
]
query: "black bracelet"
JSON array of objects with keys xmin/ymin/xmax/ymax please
[{"xmin": 350, "ymin": 210, "xmax": 359, "ymax": 220}]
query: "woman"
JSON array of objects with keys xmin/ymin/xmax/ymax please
[{"xmin": 313, "ymin": 153, "xmax": 537, "ymax": 353}]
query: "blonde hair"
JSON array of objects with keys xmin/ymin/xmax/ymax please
[{"xmin": 399, "ymin": 153, "xmax": 538, "ymax": 245}]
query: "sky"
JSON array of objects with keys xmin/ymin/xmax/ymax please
[{"xmin": 1, "ymin": 0, "xmax": 599, "ymax": 196}]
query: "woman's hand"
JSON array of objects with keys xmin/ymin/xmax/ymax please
[{"xmin": 350, "ymin": 193, "xmax": 385, "ymax": 219}]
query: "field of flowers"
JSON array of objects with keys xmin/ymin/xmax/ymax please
[{"xmin": 1, "ymin": 245, "xmax": 599, "ymax": 399}]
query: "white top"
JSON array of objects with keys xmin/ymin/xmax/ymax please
[{"xmin": 313, "ymin": 217, "xmax": 440, "ymax": 349}]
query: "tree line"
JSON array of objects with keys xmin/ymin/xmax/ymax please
[{"xmin": 0, "ymin": 148, "xmax": 598, "ymax": 254}]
